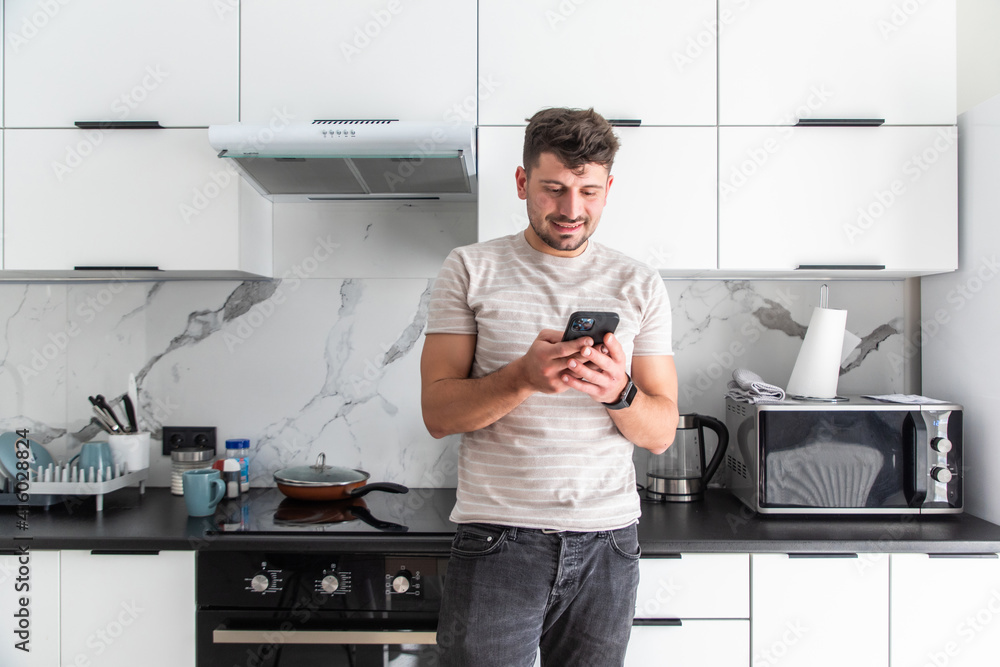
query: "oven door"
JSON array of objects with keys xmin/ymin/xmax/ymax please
[{"xmin": 197, "ymin": 611, "xmax": 440, "ymax": 666}]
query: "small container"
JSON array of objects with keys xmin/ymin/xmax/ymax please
[
  {"xmin": 170, "ymin": 446, "xmax": 215, "ymax": 496},
  {"xmin": 225, "ymin": 438, "xmax": 250, "ymax": 493},
  {"xmin": 222, "ymin": 458, "xmax": 241, "ymax": 499}
]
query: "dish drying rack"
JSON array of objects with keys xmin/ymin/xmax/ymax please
[{"xmin": 1, "ymin": 462, "xmax": 147, "ymax": 511}]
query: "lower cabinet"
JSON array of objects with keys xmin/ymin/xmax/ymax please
[
  {"xmin": 891, "ymin": 553, "xmax": 1000, "ymax": 667},
  {"xmin": 627, "ymin": 554, "xmax": 750, "ymax": 665},
  {"xmin": 0, "ymin": 550, "xmax": 60, "ymax": 667},
  {"xmin": 752, "ymin": 553, "xmax": 889, "ymax": 667},
  {"xmin": 60, "ymin": 550, "xmax": 196, "ymax": 667}
]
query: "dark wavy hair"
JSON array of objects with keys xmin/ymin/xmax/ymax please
[{"xmin": 522, "ymin": 107, "xmax": 620, "ymax": 177}]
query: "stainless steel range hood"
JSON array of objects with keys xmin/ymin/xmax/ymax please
[{"xmin": 208, "ymin": 120, "xmax": 476, "ymax": 202}]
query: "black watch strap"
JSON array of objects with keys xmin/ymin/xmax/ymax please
[{"xmin": 603, "ymin": 377, "xmax": 637, "ymax": 410}]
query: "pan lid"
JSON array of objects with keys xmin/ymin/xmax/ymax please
[{"xmin": 272, "ymin": 453, "xmax": 370, "ymax": 487}]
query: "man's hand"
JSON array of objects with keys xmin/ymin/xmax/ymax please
[
  {"xmin": 514, "ymin": 329, "xmax": 596, "ymax": 394},
  {"xmin": 558, "ymin": 332, "xmax": 629, "ymax": 404}
]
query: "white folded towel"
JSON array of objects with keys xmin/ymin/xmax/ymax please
[{"xmin": 726, "ymin": 368, "xmax": 786, "ymax": 404}]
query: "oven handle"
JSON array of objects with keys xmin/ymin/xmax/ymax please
[{"xmin": 213, "ymin": 629, "xmax": 438, "ymax": 645}]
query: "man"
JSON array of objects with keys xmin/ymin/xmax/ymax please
[{"xmin": 421, "ymin": 107, "xmax": 679, "ymax": 666}]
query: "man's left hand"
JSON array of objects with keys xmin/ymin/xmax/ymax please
[{"xmin": 560, "ymin": 332, "xmax": 628, "ymax": 404}]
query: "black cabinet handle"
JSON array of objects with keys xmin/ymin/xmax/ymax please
[
  {"xmin": 608, "ymin": 119, "xmax": 642, "ymax": 127},
  {"xmin": 74, "ymin": 121, "xmax": 163, "ymax": 129},
  {"xmin": 796, "ymin": 264, "xmax": 886, "ymax": 271},
  {"xmin": 74, "ymin": 266, "xmax": 161, "ymax": 271},
  {"xmin": 928, "ymin": 553, "xmax": 999, "ymax": 559},
  {"xmin": 795, "ymin": 118, "xmax": 885, "ymax": 127},
  {"xmin": 632, "ymin": 618, "xmax": 683, "ymax": 627},
  {"xmin": 788, "ymin": 553, "xmax": 859, "ymax": 559},
  {"xmin": 90, "ymin": 550, "xmax": 161, "ymax": 555}
]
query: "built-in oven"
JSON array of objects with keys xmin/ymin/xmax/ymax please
[
  {"xmin": 196, "ymin": 550, "xmax": 447, "ymax": 666},
  {"xmin": 196, "ymin": 488, "xmax": 457, "ymax": 666}
]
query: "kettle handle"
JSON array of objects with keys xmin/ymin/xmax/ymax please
[{"xmin": 697, "ymin": 414, "xmax": 730, "ymax": 485}]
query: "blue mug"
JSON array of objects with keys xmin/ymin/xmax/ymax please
[
  {"xmin": 182, "ymin": 469, "xmax": 226, "ymax": 517},
  {"xmin": 70, "ymin": 441, "xmax": 114, "ymax": 479}
]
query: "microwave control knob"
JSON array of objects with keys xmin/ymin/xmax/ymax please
[
  {"xmin": 931, "ymin": 437, "xmax": 953, "ymax": 454},
  {"xmin": 321, "ymin": 575, "xmax": 340, "ymax": 594},
  {"xmin": 931, "ymin": 467, "xmax": 954, "ymax": 484},
  {"xmin": 250, "ymin": 574, "xmax": 270, "ymax": 593},
  {"xmin": 391, "ymin": 573, "xmax": 411, "ymax": 594}
]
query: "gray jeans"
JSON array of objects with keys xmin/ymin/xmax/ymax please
[{"xmin": 436, "ymin": 522, "xmax": 641, "ymax": 667}]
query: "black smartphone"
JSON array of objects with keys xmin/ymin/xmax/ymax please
[{"xmin": 562, "ymin": 311, "xmax": 620, "ymax": 344}]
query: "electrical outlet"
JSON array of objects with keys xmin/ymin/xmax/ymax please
[{"xmin": 161, "ymin": 426, "xmax": 217, "ymax": 456}]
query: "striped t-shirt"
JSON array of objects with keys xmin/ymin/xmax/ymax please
[{"xmin": 425, "ymin": 232, "xmax": 673, "ymax": 531}]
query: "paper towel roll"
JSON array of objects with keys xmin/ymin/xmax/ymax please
[{"xmin": 786, "ymin": 307, "xmax": 848, "ymax": 399}]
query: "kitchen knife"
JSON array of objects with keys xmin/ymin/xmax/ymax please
[
  {"xmin": 122, "ymin": 394, "xmax": 138, "ymax": 433},
  {"xmin": 128, "ymin": 374, "xmax": 139, "ymax": 430},
  {"xmin": 94, "ymin": 394, "xmax": 127, "ymax": 433}
]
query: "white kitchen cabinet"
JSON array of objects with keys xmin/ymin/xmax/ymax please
[
  {"xmin": 240, "ymin": 0, "xmax": 476, "ymax": 123},
  {"xmin": 625, "ymin": 555, "xmax": 750, "ymax": 665},
  {"xmin": 60, "ymin": 550, "xmax": 195, "ymax": 667},
  {"xmin": 3, "ymin": 0, "xmax": 238, "ymax": 128},
  {"xmin": 718, "ymin": 0, "xmax": 955, "ymax": 125},
  {"xmin": 891, "ymin": 553, "xmax": 1000, "ymax": 667},
  {"xmin": 0, "ymin": 550, "xmax": 59, "ymax": 667},
  {"xmin": 479, "ymin": 0, "xmax": 716, "ymax": 126},
  {"xmin": 718, "ymin": 125, "xmax": 957, "ymax": 276},
  {"xmin": 478, "ymin": 126, "xmax": 717, "ymax": 273},
  {"xmin": 752, "ymin": 553, "xmax": 889, "ymax": 667},
  {"xmin": 3, "ymin": 129, "xmax": 271, "ymax": 277}
]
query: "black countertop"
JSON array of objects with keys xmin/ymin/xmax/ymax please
[{"xmin": 3, "ymin": 486, "xmax": 1000, "ymax": 555}]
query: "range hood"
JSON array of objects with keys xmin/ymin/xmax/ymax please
[{"xmin": 208, "ymin": 120, "xmax": 476, "ymax": 202}]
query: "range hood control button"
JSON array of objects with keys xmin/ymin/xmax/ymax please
[
  {"xmin": 931, "ymin": 467, "xmax": 953, "ymax": 484},
  {"xmin": 321, "ymin": 575, "xmax": 340, "ymax": 594},
  {"xmin": 931, "ymin": 437, "xmax": 953, "ymax": 453},
  {"xmin": 250, "ymin": 574, "xmax": 270, "ymax": 593}
]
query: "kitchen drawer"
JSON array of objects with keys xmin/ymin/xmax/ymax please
[
  {"xmin": 635, "ymin": 554, "xmax": 749, "ymax": 619},
  {"xmin": 625, "ymin": 620, "xmax": 749, "ymax": 666}
]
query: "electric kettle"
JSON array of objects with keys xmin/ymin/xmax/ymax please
[{"xmin": 646, "ymin": 413, "xmax": 729, "ymax": 502}]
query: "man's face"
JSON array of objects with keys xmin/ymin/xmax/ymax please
[{"xmin": 516, "ymin": 152, "xmax": 613, "ymax": 257}]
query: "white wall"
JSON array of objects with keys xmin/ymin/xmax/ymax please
[{"xmin": 958, "ymin": 0, "xmax": 1000, "ymax": 112}]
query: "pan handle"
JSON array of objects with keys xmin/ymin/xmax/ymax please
[
  {"xmin": 349, "ymin": 482, "xmax": 409, "ymax": 498},
  {"xmin": 348, "ymin": 505, "xmax": 409, "ymax": 532}
]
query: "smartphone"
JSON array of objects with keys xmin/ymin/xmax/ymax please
[{"xmin": 562, "ymin": 311, "xmax": 620, "ymax": 344}]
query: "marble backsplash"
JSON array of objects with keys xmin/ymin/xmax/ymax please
[{"xmin": 0, "ymin": 202, "xmax": 909, "ymax": 489}]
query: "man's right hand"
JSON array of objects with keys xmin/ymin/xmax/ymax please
[{"xmin": 514, "ymin": 329, "xmax": 594, "ymax": 394}]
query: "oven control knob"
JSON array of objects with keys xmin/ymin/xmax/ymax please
[
  {"xmin": 931, "ymin": 437, "xmax": 953, "ymax": 454},
  {"xmin": 250, "ymin": 574, "xmax": 270, "ymax": 593},
  {"xmin": 391, "ymin": 573, "xmax": 411, "ymax": 594},
  {"xmin": 931, "ymin": 467, "xmax": 954, "ymax": 484},
  {"xmin": 321, "ymin": 575, "xmax": 340, "ymax": 594}
]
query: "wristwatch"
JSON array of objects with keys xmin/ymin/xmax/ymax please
[{"xmin": 603, "ymin": 376, "xmax": 637, "ymax": 410}]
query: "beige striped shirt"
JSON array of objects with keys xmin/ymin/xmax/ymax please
[{"xmin": 426, "ymin": 232, "xmax": 673, "ymax": 531}]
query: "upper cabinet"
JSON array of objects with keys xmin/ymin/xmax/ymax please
[
  {"xmin": 478, "ymin": 0, "xmax": 717, "ymax": 126},
  {"xmin": 718, "ymin": 0, "xmax": 956, "ymax": 125},
  {"xmin": 3, "ymin": 128, "xmax": 271, "ymax": 277},
  {"xmin": 718, "ymin": 125, "xmax": 957, "ymax": 276},
  {"xmin": 3, "ymin": 0, "xmax": 239, "ymax": 128},
  {"xmin": 240, "ymin": 0, "xmax": 477, "ymax": 123},
  {"xmin": 478, "ymin": 126, "xmax": 717, "ymax": 273}
]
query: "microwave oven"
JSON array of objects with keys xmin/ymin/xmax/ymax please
[{"xmin": 724, "ymin": 396, "xmax": 963, "ymax": 514}]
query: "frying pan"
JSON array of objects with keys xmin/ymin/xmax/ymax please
[{"xmin": 273, "ymin": 453, "xmax": 408, "ymax": 501}]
